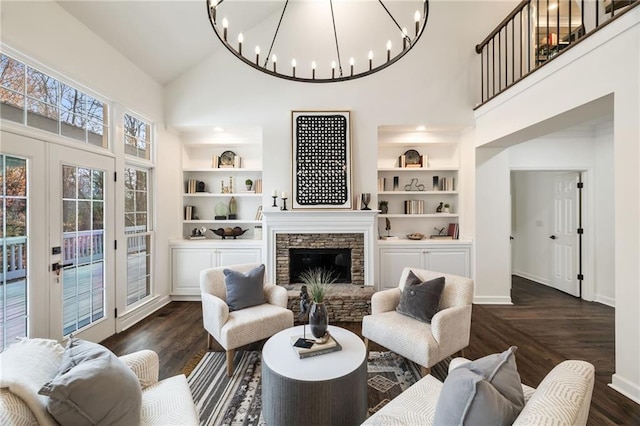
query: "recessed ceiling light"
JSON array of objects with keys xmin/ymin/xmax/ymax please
[{"xmin": 416, "ymin": 125, "xmax": 426, "ymax": 131}]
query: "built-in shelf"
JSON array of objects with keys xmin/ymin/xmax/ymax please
[
  {"xmin": 379, "ymin": 214, "xmax": 459, "ymax": 218},
  {"xmin": 183, "ymin": 193, "xmax": 262, "ymax": 198},
  {"xmin": 183, "ymin": 168, "xmax": 263, "ymax": 173},
  {"xmin": 183, "ymin": 219, "xmax": 262, "ymax": 224},
  {"xmin": 379, "ymin": 191, "xmax": 458, "ymax": 195},
  {"xmin": 377, "ymin": 167, "xmax": 459, "ymax": 172}
]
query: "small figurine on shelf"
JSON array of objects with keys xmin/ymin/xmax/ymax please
[
  {"xmin": 245, "ymin": 179, "xmax": 253, "ymax": 191},
  {"xmin": 436, "ymin": 202, "xmax": 444, "ymax": 213}
]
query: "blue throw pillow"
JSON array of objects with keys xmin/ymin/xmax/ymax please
[{"xmin": 223, "ymin": 264, "xmax": 267, "ymax": 311}]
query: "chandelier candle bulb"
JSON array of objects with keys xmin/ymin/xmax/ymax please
[
  {"xmin": 402, "ymin": 28, "xmax": 408, "ymax": 49},
  {"xmin": 255, "ymin": 46, "xmax": 260, "ymax": 65},
  {"xmin": 331, "ymin": 61, "xmax": 336, "ymax": 78},
  {"xmin": 222, "ymin": 17, "xmax": 228, "ymax": 41},
  {"xmin": 386, "ymin": 40, "xmax": 392, "ymax": 62},
  {"xmin": 368, "ymin": 51, "xmax": 373, "ymax": 70},
  {"xmin": 292, "ymin": 59, "xmax": 296, "ymax": 77},
  {"xmin": 238, "ymin": 33, "xmax": 243, "ymax": 55},
  {"xmin": 312, "ymin": 61, "xmax": 316, "ymax": 79},
  {"xmin": 414, "ymin": 11, "xmax": 421, "ymax": 36},
  {"xmin": 272, "ymin": 54, "xmax": 277, "ymax": 72},
  {"xmin": 350, "ymin": 57, "xmax": 354, "ymax": 76}
]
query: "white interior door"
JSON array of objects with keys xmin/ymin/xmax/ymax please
[
  {"xmin": 551, "ymin": 172, "xmax": 580, "ymax": 297},
  {"xmin": 49, "ymin": 145, "xmax": 115, "ymax": 342}
]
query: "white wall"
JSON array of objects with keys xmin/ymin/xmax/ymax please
[
  {"xmin": 0, "ymin": 1, "xmax": 182, "ymax": 329},
  {"xmin": 473, "ymin": 7, "xmax": 640, "ymax": 403}
]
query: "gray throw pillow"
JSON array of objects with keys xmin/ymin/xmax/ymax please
[
  {"xmin": 396, "ymin": 271, "xmax": 445, "ymax": 323},
  {"xmin": 223, "ymin": 264, "xmax": 266, "ymax": 311},
  {"xmin": 38, "ymin": 338, "xmax": 142, "ymax": 426},
  {"xmin": 433, "ymin": 346, "xmax": 525, "ymax": 426}
]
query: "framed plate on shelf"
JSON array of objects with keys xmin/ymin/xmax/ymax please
[
  {"xmin": 220, "ymin": 150, "xmax": 236, "ymax": 167},
  {"xmin": 404, "ymin": 149, "xmax": 421, "ymax": 165}
]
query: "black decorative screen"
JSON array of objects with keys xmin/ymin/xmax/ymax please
[{"xmin": 292, "ymin": 111, "xmax": 351, "ymax": 209}]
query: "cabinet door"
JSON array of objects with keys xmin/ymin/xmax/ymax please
[
  {"xmin": 217, "ymin": 248, "xmax": 262, "ymax": 268},
  {"xmin": 378, "ymin": 249, "xmax": 424, "ymax": 290},
  {"xmin": 172, "ymin": 249, "xmax": 215, "ymax": 295},
  {"xmin": 424, "ymin": 249, "xmax": 469, "ymax": 277}
]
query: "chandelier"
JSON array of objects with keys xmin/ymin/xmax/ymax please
[{"xmin": 207, "ymin": 0, "xmax": 430, "ymax": 83}]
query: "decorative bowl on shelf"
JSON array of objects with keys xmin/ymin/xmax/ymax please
[
  {"xmin": 406, "ymin": 233, "xmax": 425, "ymax": 240},
  {"xmin": 211, "ymin": 227, "xmax": 248, "ymax": 239}
]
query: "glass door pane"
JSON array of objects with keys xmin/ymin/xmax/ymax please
[
  {"xmin": 0, "ymin": 155, "xmax": 28, "ymax": 350},
  {"xmin": 61, "ymin": 165, "xmax": 105, "ymax": 336}
]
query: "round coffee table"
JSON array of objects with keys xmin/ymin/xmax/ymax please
[{"xmin": 261, "ymin": 325, "xmax": 367, "ymax": 426}]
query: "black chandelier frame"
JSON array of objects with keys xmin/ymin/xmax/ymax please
[{"xmin": 207, "ymin": 0, "xmax": 430, "ymax": 83}]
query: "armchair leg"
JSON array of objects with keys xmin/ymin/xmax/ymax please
[
  {"xmin": 207, "ymin": 333, "xmax": 213, "ymax": 349},
  {"xmin": 226, "ymin": 349, "xmax": 236, "ymax": 377},
  {"xmin": 420, "ymin": 366, "xmax": 431, "ymax": 377},
  {"xmin": 364, "ymin": 338, "xmax": 370, "ymax": 360}
]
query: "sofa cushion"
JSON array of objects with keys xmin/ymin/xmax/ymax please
[
  {"xmin": 396, "ymin": 271, "xmax": 445, "ymax": 323},
  {"xmin": 434, "ymin": 346, "xmax": 524, "ymax": 425},
  {"xmin": 0, "ymin": 338, "xmax": 63, "ymax": 426},
  {"xmin": 38, "ymin": 338, "xmax": 142, "ymax": 426},
  {"xmin": 223, "ymin": 264, "xmax": 266, "ymax": 311}
]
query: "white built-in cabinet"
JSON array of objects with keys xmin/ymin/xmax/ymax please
[
  {"xmin": 170, "ymin": 240, "xmax": 262, "ymax": 299},
  {"xmin": 172, "ymin": 127, "xmax": 265, "ymax": 299},
  {"xmin": 378, "ymin": 241, "xmax": 471, "ymax": 290},
  {"xmin": 180, "ymin": 127, "xmax": 264, "ymax": 239},
  {"xmin": 375, "ymin": 126, "xmax": 471, "ymax": 288}
]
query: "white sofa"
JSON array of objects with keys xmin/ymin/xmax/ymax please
[
  {"xmin": 363, "ymin": 357, "xmax": 595, "ymax": 425},
  {"xmin": 0, "ymin": 338, "xmax": 199, "ymax": 426}
]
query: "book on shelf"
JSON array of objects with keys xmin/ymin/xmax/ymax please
[
  {"xmin": 185, "ymin": 205, "xmax": 194, "ymax": 220},
  {"xmin": 378, "ymin": 177, "xmax": 386, "ymax": 192},
  {"xmin": 380, "ymin": 235, "xmax": 399, "ymax": 240},
  {"xmin": 212, "ymin": 155, "xmax": 219, "ymax": 168},
  {"xmin": 404, "ymin": 200, "xmax": 424, "ymax": 214},
  {"xmin": 290, "ymin": 334, "xmax": 342, "ymax": 358},
  {"xmin": 398, "ymin": 154, "xmax": 406, "ymax": 168},
  {"xmin": 447, "ymin": 223, "xmax": 459, "ymax": 239},
  {"xmin": 254, "ymin": 178, "xmax": 263, "ymax": 194}
]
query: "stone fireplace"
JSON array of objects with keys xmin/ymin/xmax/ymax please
[
  {"xmin": 277, "ymin": 233, "xmax": 364, "ymax": 285},
  {"xmin": 262, "ymin": 210, "xmax": 377, "ymax": 286}
]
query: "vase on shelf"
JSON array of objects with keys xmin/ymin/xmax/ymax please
[{"xmin": 228, "ymin": 196, "xmax": 237, "ymax": 219}]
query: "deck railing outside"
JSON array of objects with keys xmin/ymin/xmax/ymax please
[{"xmin": 475, "ymin": 0, "xmax": 639, "ymax": 105}]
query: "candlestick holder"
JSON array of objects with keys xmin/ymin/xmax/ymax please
[
  {"xmin": 272, "ymin": 195, "xmax": 278, "ymax": 208},
  {"xmin": 281, "ymin": 197, "xmax": 288, "ymax": 211}
]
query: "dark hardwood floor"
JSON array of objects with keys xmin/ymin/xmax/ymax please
[{"xmin": 101, "ymin": 276, "xmax": 640, "ymax": 425}]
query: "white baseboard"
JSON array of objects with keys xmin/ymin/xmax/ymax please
[
  {"xmin": 116, "ymin": 295, "xmax": 171, "ymax": 332},
  {"xmin": 595, "ymin": 294, "xmax": 615, "ymax": 308},
  {"xmin": 512, "ymin": 271, "xmax": 551, "ymax": 286},
  {"xmin": 610, "ymin": 374, "xmax": 640, "ymax": 404},
  {"xmin": 170, "ymin": 294, "xmax": 202, "ymax": 302},
  {"xmin": 473, "ymin": 295, "xmax": 513, "ymax": 304}
]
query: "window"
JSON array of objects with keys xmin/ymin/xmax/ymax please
[
  {"xmin": 124, "ymin": 113, "xmax": 151, "ymax": 160},
  {"xmin": 124, "ymin": 111, "xmax": 154, "ymax": 306},
  {"xmin": 0, "ymin": 53, "xmax": 109, "ymax": 148},
  {"xmin": 1, "ymin": 155, "xmax": 28, "ymax": 350}
]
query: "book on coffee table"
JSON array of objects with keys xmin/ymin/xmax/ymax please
[{"xmin": 290, "ymin": 334, "xmax": 342, "ymax": 359}]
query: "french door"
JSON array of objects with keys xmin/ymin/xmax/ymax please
[
  {"xmin": 551, "ymin": 172, "xmax": 580, "ymax": 297},
  {"xmin": 2, "ymin": 130, "xmax": 116, "ymax": 347},
  {"xmin": 48, "ymin": 144, "xmax": 115, "ymax": 342}
]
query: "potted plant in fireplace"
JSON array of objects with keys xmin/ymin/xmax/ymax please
[{"xmin": 300, "ymin": 267, "xmax": 336, "ymax": 342}]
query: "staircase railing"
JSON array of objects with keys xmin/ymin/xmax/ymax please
[{"xmin": 475, "ymin": 0, "xmax": 639, "ymax": 106}]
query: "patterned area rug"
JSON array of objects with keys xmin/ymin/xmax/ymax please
[{"xmin": 187, "ymin": 350, "xmax": 449, "ymax": 426}]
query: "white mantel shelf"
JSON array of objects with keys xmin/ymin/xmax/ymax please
[{"xmin": 262, "ymin": 210, "xmax": 378, "ymax": 286}]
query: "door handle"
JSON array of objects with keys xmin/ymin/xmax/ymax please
[
  {"xmin": 51, "ymin": 262, "xmax": 73, "ymax": 273},
  {"xmin": 549, "ymin": 235, "xmax": 557, "ymax": 240}
]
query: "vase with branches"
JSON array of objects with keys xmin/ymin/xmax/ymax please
[{"xmin": 299, "ymin": 268, "xmax": 336, "ymax": 339}]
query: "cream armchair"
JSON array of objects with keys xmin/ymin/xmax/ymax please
[
  {"xmin": 362, "ymin": 267, "xmax": 473, "ymax": 376},
  {"xmin": 200, "ymin": 263, "xmax": 294, "ymax": 376}
]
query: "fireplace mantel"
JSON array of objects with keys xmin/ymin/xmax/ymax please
[{"xmin": 262, "ymin": 210, "xmax": 378, "ymax": 286}]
